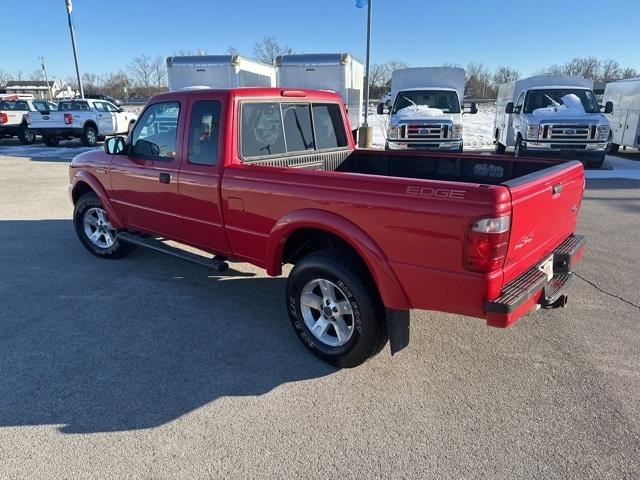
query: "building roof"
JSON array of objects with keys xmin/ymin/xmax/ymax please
[{"xmin": 6, "ymin": 80, "xmax": 56, "ymax": 87}]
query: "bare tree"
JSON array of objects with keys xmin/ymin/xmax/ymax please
[
  {"xmin": 102, "ymin": 70, "xmax": 130, "ymax": 98},
  {"xmin": 29, "ymin": 69, "xmax": 45, "ymax": 81},
  {"xmin": 368, "ymin": 60, "xmax": 408, "ymax": 98},
  {"xmin": 600, "ymin": 60, "xmax": 621, "ymax": 82},
  {"xmin": 492, "ymin": 66, "xmax": 520, "ymax": 89},
  {"xmin": 15, "ymin": 70, "xmax": 25, "ymax": 81},
  {"xmin": 81, "ymin": 72, "xmax": 101, "ymax": 92},
  {"xmin": 226, "ymin": 46, "xmax": 239, "ymax": 56},
  {"xmin": 465, "ymin": 62, "xmax": 493, "ymax": 98},
  {"xmin": 151, "ymin": 55, "xmax": 167, "ymax": 89},
  {"xmin": 0, "ymin": 69, "xmax": 10, "ymax": 86},
  {"xmin": 128, "ymin": 54, "xmax": 155, "ymax": 95},
  {"xmin": 620, "ymin": 67, "xmax": 638, "ymax": 79},
  {"xmin": 252, "ymin": 36, "xmax": 292, "ymax": 65}
]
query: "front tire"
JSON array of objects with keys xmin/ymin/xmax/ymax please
[
  {"xmin": 82, "ymin": 125, "xmax": 98, "ymax": 147},
  {"xmin": 587, "ymin": 153, "xmax": 606, "ymax": 169},
  {"xmin": 73, "ymin": 192, "xmax": 135, "ymax": 259},
  {"xmin": 514, "ymin": 135, "xmax": 525, "ymax": 157},
  {"xmin": 286, "ymin": 248, "xmax": 387, "ymax": 368},
  {"xmin": 606, "ymin": 141, "xmax": 619, "ymax": 155}
]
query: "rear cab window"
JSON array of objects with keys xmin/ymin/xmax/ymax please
[
  {"xmin": 0, "ymin": 101, "xmax": 29, "ymax": 111},
  {"xmin": 58, "ymin": 101, "xmax": 90, "ymax": 111},
  {"xmin": 240, "ymin": 100, "xmax": 348, "ymax": 161}
]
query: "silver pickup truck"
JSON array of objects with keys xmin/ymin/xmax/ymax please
[{"xmin": 28, "ymin": 99, "xmax": 137, "ymax": 147}]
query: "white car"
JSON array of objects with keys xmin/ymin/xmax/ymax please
[
  {"xmin": 28, "ymin": 98, "xmax": 137, "ymax": 147},
  {"xmin": 0, "ymin": 96, "xmax": 56, "ymax": 144}
]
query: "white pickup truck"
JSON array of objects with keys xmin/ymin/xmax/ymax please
[
  {"xmin": 28, "ymin": 98, "xmax": 137, "ymax": 147},
  {"xmin": 0, "ymin": 96, "xmax": 56, "ymax": 144}
]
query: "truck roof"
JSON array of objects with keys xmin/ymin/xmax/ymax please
[
  {"xmin": 275, "ymin": 53, "xmax": 362, "ymax": 67},
  {"xmin": 148, "ymin": 87, "xmax": 345, "ymax": 103}
]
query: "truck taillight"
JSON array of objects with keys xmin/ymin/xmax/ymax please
[
  {"xmin": 464, "ymin": 215, "xmax": 511, "ymax": 273},
  {"xmin": 0, "ymin": 113, "xmax": 7, "ymax": 124},
  {"xmin": 64, "ymin": 113, "xmax": 73, "ymax": 124}
]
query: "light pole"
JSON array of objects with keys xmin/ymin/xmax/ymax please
[
  {"xmin": 65, "ymin": 0, "xmax": 84, "ymax": 98},
  {"xmin": 39, "ymin": 56, "xmax": 52, "ymax": 100},
  {"xmin": 357, "ymin": 0, "xmax": 373, "ymax": 148}
]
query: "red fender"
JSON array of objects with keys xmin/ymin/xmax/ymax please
[
  {"xmin": 266, "ymin": 209, "xmax": 410, "ymax": 310},
  {"xmin": 71, "ymin": 170, "xmax": 125, "ymax": 229}
]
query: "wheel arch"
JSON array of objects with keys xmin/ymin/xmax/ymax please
[
  {"xmin": 266, "ymin": 209, "xmax": 410, "ymax": 310},
  {"xmin": 71, "ymin": 171, "xmax": 124, "ymax": 229},
  {"xmin": 83, "ymin": 120, "xmax": 98, "ymax": 132}
]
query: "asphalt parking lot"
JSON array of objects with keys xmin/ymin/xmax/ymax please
[{"xmin": 1, "ymin": 143, "xmax": 639, "ymax": 479}]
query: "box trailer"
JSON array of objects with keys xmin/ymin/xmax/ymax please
[
  {"xmin": 603, "ymin": 77, "xmax": 640, "ymax": 152},
  {"xmin": 166, "ymin": 55, "xmax": 276, "ymax": 91},
  {"xmin": 276, "ymin": 53, "xmax": 363, "ymax": 134}
]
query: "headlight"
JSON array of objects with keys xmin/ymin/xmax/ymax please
[
  {"xmin": 598, "ymin": 125, "xmax": 610, "ymax": 141},
  {"xmin": 525, "ymin": 124, "xmax": 540, "ymax": 140},
  {"xmin": 387, "ymin": 125, "xmax": 399, "ymax": 140},
  {"xmin": 452, "ymin": 125, "xmax": 463, "ymax": 140}
]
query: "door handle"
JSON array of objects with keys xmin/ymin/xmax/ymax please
[{"xmin": 159, "ymin": 173, "xmax": 171, "ymax": 184}]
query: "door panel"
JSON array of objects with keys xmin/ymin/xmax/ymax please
[
  {"xmin": 95, "ymin": 102, "xmax": 116, "ymax": 134},
  {"xmin": 109, "ymin": 100, "xmax": 184, "ymax": 237},
  {"xmin": 623, "ymin": 110, "xmax": 639, "ymax": 147},
  {"xmin": 177, "ymin": 94, "xmax": 231, "ymax": 254}
]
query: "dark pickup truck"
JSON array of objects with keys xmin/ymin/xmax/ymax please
[{"xmin": 69, "ymin": 87, "xmax": 586, "ymax": 367}]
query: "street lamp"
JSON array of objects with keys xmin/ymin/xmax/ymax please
[{"xmin": 65, "ymin": 0, "xmax": 84, "ymax": 98}]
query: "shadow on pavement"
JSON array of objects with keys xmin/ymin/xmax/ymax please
[{"xmin": 0, "ymin": 219, "xmax": 335, "ymax": 434}]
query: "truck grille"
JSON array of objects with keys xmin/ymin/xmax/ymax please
[
  {"xmin": 401, "ymin": 123, "xmax": 449, "ymax": 140},
  {"xmin": 541, "ymin": 124, "xmax": 597, "ymax": 141}
]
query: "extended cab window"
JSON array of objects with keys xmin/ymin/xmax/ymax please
[
  {"xmin": 313, "ymin": 103, "xmax": 348, "ymax": 149},
  {"xmin": 241, "ymin": 102, "xmax": 286, "ymax": 158},
  {"xmin": 131, "ymin": 101, "xmax": 180, "ymax": 160},
  {"xmin": 188, "ymin": 100, "xmax": 221, "ymax": 166}
]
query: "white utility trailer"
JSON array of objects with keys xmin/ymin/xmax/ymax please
[
  {"xmin": 276, "ymin": 53, "xmax": 364, "ymax": 134},
  {"xmin": 166, "ymin": 55, "xmax": 276, "ymax": 91},
  {"xmin": 603, "ymin": 77, "xmax": 640, "ymax": 152}
]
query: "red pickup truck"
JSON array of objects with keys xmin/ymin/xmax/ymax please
[{"xmin": 69, "ymin": 88, "xmax": 586, "ymax": 367}]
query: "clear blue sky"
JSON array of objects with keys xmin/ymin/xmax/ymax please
[{"xmin": 5, "ymin": 0, "xmax": 639, "ymax": 80}]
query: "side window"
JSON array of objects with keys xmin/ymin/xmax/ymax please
[
  {"xmin": 94, "ymin": 102, "xmax": 105, "ymax": 112},
  {"xmin": 281, "ymin": 103, "xmax": 314, "ymax": 152},
  {"xmin": 188, "ymin": 100, "xmax": 221, "ymax": 166},
  {"xmin": 514, "ymin": 92, "xmax": 525, "ymax": 114},
  {"xmin": 241, "ymin": 102, "xmax": 286, "ymax": 158},
  {"xmin": 131, "ymin": 101, "xmax": 180, "ymax": 160},
  {"xmin": 103, "ymin": 102, "xmax": 119, "ymax": 112},
  {"xmin": 312, "ymin": 103, "xmax": 348, "ymax": 149}
]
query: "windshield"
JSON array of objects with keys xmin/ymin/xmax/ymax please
[
  {"xmin": 392, "ymin": 90, "xmax": 460, "ymax": 114},
  {"xmin": 524, "ymin": 89, "xmax": 599, "ymax": 114}
]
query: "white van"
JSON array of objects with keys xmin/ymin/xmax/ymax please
[
  {"xmin": 379, "ymin": 67, "xmax": 476, "ymax": 152},
  {"xmin": 166, "ymin": 55, "xmax": 276, "ymax": 91},
  {"xmin": 494, "ymin": 75, "xmax": 612, "ymax": 168},
  {"xmin": 276, "ymin": 53, "xmax": 364, "ymax": 136},
  {"xmin": 603, "ymin": 77, "xmax": 640, "ymax": 153}
]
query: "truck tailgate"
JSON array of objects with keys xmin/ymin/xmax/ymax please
[{"xmin": 502, "ymin": 160, "xmax": 584, "ymax": 286}]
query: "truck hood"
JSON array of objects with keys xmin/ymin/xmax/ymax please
[{"xmin": 525, "ymin": 112, "xmax": 609, "ymax": 125}]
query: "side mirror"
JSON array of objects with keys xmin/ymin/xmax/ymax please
[
  {"xmin": 376, "ymin": 103, "xmax": 386, "ymax": 115},
  {"xmin": 505, "ymin": 102, "xmax": 514, "ymax": 114},
  {"xmin": 464, "ymin": 102, "xmax": 478, "ymax": 114},
  {"xmin": 104, "ymin": 136, "xmax": 126, "ymax": 155},
  {"xmin": 117, "ymin": 107, "xmax": 124, "ymax": 113},
  {"xmin": 603, "ymin": 101, "xmax": 614, "ymax": 114}
]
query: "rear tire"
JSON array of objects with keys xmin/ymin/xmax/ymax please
[
  {"xmin": 43, "ymin": 136, "xmax": 60, "ymax": 147},
  {"xmin": 82, "ymin": 125, "xmax": 98, "ymax": 147},
  {"xmin": 73, "ymin": 192, "xmax": 135, "ymax": 259},
  {"xmin": 286, "ymin": 248, "xmax": 388, "ymax": 368},
  {"xmin": 18, "ymin": 126, "xmax": 36, "ymax": 145}
]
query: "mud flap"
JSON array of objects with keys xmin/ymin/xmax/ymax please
[{"xmin": 386, "ymin": 309, "xmax": 410, "ymax": 355}]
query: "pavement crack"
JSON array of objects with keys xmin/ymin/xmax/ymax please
[{"xmin": 574, "ymin": 273, "xmax": 640, "ymax": 310}]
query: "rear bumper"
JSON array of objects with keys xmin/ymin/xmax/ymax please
[
  {"xmin": 29, "ymin": 127, "xmax": 84, "ymax": 137},
  {"xmin": 0, "ymin": 125, "xmax": 23, "ymax": 136},
  {"xmin": 485, "ymin": 234, "xmax": 585, "ymax": 328}
]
